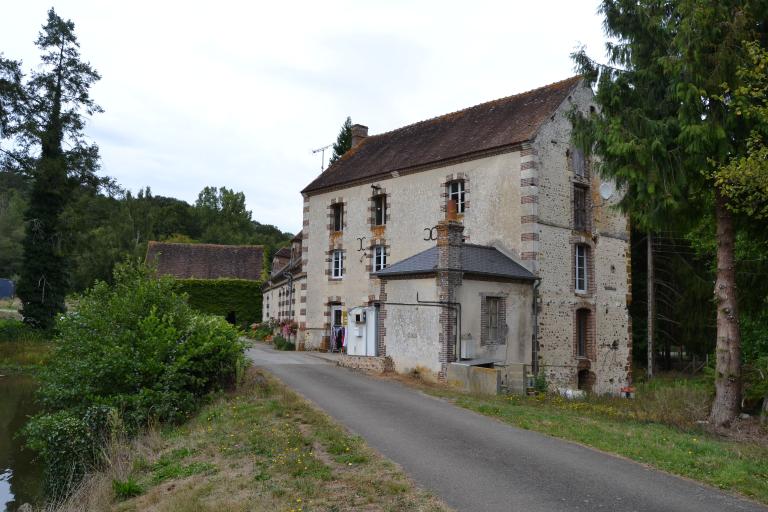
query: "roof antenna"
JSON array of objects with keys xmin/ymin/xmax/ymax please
[{"xmin": 311, "ymin": 143, "xmax": 332, "ymax": 171}]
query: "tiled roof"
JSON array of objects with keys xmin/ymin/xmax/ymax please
[
  {"xmin": 146, "ymin": 242, "xmax": 263, "ymax": 280},
  {"xmin": 274, "ymin": 247, "xmax": 291, "ymax": 259},
  {"xmin": 375, "ymin": 244, "xmax": 535, "ymax": 281},
  {"xmin": 303, "ymin": 76, "xmax": 582, "ymax": 194}
]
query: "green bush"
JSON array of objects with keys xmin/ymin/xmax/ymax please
[
  {"xmin": 176, "ymin": 278, "xmax": 262, "ymax": 328},
  {"xmin": 273, "ymin": 335, "xmax": 295, "ymax": 351},
  {"xmin": 23, "ymin": 262, "xmax": 246, "ymax": 495}
]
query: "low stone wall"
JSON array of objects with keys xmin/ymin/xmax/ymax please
[{"xmin": 339, "ymin": 355, "xmax": 394, "ymax": 374}]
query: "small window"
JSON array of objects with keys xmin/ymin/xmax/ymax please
[
  {"xmin": 373, "ymin": 245, "xmax": 387, "ymax": 271},
  {"xmin": 332, "ymin": 250, "xmax": 344, "ymax": 279},
  {"xmin": 447, "ymin": 180, "xmax": 465, "ymax": 213},
  {"xmin": 575, "ymin": 244, "xmax": 589, "ymax": 293},
  {"xmin": 573, "ymin": 185, "xmax": 588, "ymax": 231},
  {"xmin": 571, "ymin": 147, "xmax": 587, "ymax": 178},
  {"xmin": 331, "ymin": 203, "xmax": 344, "ymax": 232},
  {"xmin": 487, "ymin": 297, "xmax": 500, "ymax": 341},
  {"xmin": 373, "ymin": 195, "xmax": 387, "ymax": 225},
  {"xmin": 576, "ymin": 309, "xmax": 590, "ymax": 358}
]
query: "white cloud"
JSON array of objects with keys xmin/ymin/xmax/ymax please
[{"xmin": 2, "ymin": 0, "xmax": 607, "ymax": 233}]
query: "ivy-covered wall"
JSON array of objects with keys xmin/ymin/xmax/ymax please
[{"xmin": 176, "ymin": 279, "xmax": 262, "ymax": 327}]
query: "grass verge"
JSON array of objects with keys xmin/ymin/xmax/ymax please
[
  {"xmin": 0, "ymin": 318, "xmax": 52, "ymax": 372},
  {"xmin": 47, "ymin": 368, "xmax": 449, "ymax": 512},
  {"xmin": 398, "ymin": 375, "xmax": 768, "ymax": 504}
]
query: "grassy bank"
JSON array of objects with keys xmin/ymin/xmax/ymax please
[
  {"xmin": 399, "ymin": 374, "xmax": 768, "ymax": 504},
  {"xmin": 0, "ymin": 318, "xmax": 52, "ymax": 372},
  {"xmin": 50, "ymin": 368, "xmax": 449, "ymax": 512}
]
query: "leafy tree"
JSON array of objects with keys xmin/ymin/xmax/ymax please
[
  {"xmin": 195, "ymin": 186, "xmax": 254, "ymax": 244},
  {"xmin": 3, "ymin": 9, "xmax": 103, "ymax": 327},
  {"xmin": 329, "ymin": 116, "xmax": 352, "ymax": 165},
  {"xmin": 572, "ymin": 0, "xmax": 768, "ymax": 426},
  {"xmin": 0, "ymin": 189, "xmax": 26, "ymax": 279}
]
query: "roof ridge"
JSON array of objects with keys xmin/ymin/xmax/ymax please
[
  {"xmin": 148, "ymin": 241, "xmax": 263, "ymax": 249},
  {"xmin": 367, "ymin": 75, "xmax": 582, "ymax": 140}
]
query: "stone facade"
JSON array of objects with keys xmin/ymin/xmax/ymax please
[{"xmin": 295, "ymin": 79, "xmax": 631, "ymax": 394}]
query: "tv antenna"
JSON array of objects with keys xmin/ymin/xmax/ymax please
[{"xmin": 312, "ymin": 144, "xmax": 332, "ymax": 171}]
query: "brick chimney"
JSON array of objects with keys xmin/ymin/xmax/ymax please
[
  {"xmin": 436, "ymin": 200, "xmax": 464, "ymax": 271},
  {"xmin": 351, "ymin": 124, "xmax": 368, "ymax": 147},
  {"xmin": 436, "ymin": 199, "xmax": 463, "ymax": 380}
]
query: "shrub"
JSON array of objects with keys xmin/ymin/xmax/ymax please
[
  {"xmin": 273, "ymin": 335, "xmax": 295, "ymax": 351},
  {"xmin": 23, "ymin": 261, "xmax": 246, "ymax": 495},
  {"xmin": 112, "ymin": 477, "xmax": 143, "ymax": 500},
  {"xmin": 247, "ymin": 322, "xmax": 273, "ymax": 341},
  {"xmin": 0, "ymin": 318, "xmax": 48, "ymax": 343}
]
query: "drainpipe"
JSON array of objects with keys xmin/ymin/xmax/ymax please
[{"xmin": 532, "ymin": 278, "xmax": 542, "ymax": 375}]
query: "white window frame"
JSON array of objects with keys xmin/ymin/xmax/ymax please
[
  {"xmin": 332, "ymin": 250, "xmax": 344, "ymax": 279},
  {"xmin": 448, "ymin": 180, "xmax": 465, "ymax": 213},
  {"xmin": 575, "ymin": 244, "xmax": 588, "ymax": 293},
  {"xmin": 373, "ymin": 245, "xmax": 387, "ymax": 271}
]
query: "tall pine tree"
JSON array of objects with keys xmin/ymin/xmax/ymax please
[
  {"xmin": 13, "ymin": 9, "xmax": 102, "ymax": 328},
  {"xmin": 573, "ymin": 0, "xmax": 768, "ymax": 426},
  {"xmin": 328, "ymin": 116, "xmax": 352, "ymax": 165}
]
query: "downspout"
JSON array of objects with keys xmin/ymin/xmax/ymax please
[{"xmin": 532, "ymin": 278, "xmax": 542, "ymax": 375}]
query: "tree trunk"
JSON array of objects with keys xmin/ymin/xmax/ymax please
[
  {"xmin": 709, "ymin": 190, "xmax": 742, "ymax": 427},
  {"xmin": 647, "ymin": 233, "xmax": 654, "ymax": 380}
]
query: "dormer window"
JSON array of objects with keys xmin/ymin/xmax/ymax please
[{"xmin": 447, "ymin": 180, "xmax": 465, "ymax": 213}]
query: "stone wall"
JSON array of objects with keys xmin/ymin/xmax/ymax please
[
  {"xmin": 531, "ymin": 83, "xmax": 631, "ymax": 395},
  {"xmin": 302, "ymin": 150, "xmax": 524, "ymax": 350},
  {"xmin": 339, "ymin": 354, "xmax": 394, "ymax": 373}
]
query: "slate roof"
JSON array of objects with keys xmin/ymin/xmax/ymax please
[
  {"xmin": 375, "ymin": 244, "xmax": 535, "ymax": 281},
  {"xmin": 303, "ymin": 76, "xmax": 582, "ymax": 194},
  {"xmin": 146, "ymin": 242, "xmax": 264, "ymax": 280}
]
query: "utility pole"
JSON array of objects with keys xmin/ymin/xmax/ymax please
[
  {"xmin": 312, "ymin": 144, "xmax": 332, "ymax": 171},
  {"xmin": 647, "ymin": 232, "xmax": 655, "ymax": 380}
]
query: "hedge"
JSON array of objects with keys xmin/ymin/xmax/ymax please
[{"xmin": 176, "ymin": 278, "xmax": 262, "ymax": 327}]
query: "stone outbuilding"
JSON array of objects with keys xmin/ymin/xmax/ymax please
[{"xmin": 146, "ymin": 242, "xmax": 264, "ymax": 280}]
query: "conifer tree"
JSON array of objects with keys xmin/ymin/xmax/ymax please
[
  {"xmin": 11, "ymin": 9, "xmax": 102, "ymax": 328},
  {"xmin": 329, "ymin": 116, "xmax": 352, "ymax": 165},
  {"xmin": 572, "ymin": 0, "xmax": 768, "ymax": 426}
]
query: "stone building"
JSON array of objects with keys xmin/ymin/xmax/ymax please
[
  {"xmin": 272, "ymin": 77, "xmax": 631, "ymax": 394},
  {"xmin": 262, "ymin": 232, "xmax": 306, "ymax": 325}
]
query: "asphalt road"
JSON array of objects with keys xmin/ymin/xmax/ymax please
[{"xmin": 247, "ymin": 343, "xmax": 766, "ymax": 512}]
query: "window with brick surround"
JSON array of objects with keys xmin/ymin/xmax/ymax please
[
  {"xmin": 447, "ymin": 180, "xmax": 466, "ymax": 213},
  {"xmin": 573, "ymin": 185, "xmax": 588, "ymax": 231},
  {"xmin": 331, "ymin": 203, "xmax": 344, "ymax": 232},
  {"xmin": 331, "ymin": 250, "xmax": 344, "ymax": 279},
  {"xmin": 576, "ymin": 308, "xmax": 590, "ymax": 358},
  {"xmin": 373, "ymin": 195, "xmax": 387, "ymax": 226},
  {"xmin": 575, "ymin": 244, "xmax": 589, "ymax": 293},
  {"xmin": 373, "ymin": 245, "xmax": 387, "ymax": 271},
  {"xmin": 571, "ymin": 147, "xmax": 587, "ymax": 178}
]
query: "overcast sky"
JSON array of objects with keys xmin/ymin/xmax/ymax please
[{"xmin": 2, "ymin": 1, "xmax": 608, "ymax": 234}]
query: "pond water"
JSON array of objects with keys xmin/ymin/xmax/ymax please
[{"xmin": 0, "ymin": 374, "xmax": 42, "ymax": 512}]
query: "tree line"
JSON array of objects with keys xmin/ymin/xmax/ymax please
[{"xmin": 0, "ymin": 9, "xmax": 291, "ymax": 329}]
